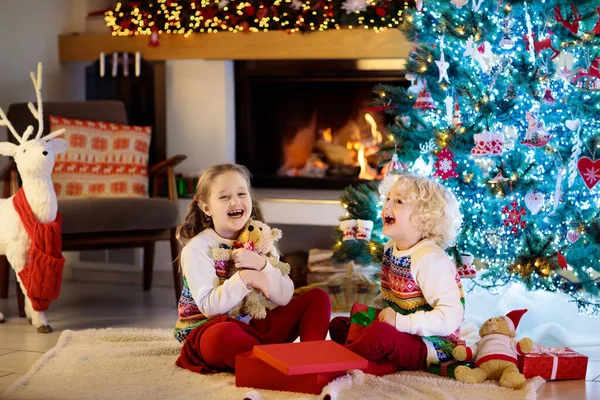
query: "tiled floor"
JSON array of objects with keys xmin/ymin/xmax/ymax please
[{"xmin": 1, "ymin": 281, "xmax": 599, "ymax": 399}]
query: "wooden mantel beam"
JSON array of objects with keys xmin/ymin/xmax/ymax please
[{"xmin": 59, "ymin": 29, "xmax": 411, "ymax": 62}]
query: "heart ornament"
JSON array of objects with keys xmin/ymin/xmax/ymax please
[
  {"xmin": 524, "ymin": 190, "xmax": 545, "ymax": 215},
  {"xmin": 566, "ymin": 230, "xmax": 580, "ymax": 244},
  {"xmin": 565, "ymin": 119, "xmax": 580, "ymax": 131},
  {"xmin": 577, "ymin": 157, "xmax": 600, "ymax": 190}
]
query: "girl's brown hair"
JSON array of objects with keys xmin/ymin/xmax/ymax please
[{"xmin": 176, "ymin": 163, "xmax": 264, "ymax": 246}]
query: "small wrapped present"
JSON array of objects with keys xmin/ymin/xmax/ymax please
[
  {"xmin": 346, "ymin": 303, "xmax": 381, "ymax": 344},
  {"xmin": 428, "ymin": 359, "xmax": 475, "ymax": 379},
  {"xmin": 518, "ymin": 345, "xmax": 588, "ymax": 381}
]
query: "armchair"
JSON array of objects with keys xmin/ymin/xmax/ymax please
[{"xmin": 0, "ymin": 101, "xmax": 185, "ymax": 317}]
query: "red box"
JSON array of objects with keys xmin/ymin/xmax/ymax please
[
  {"xmin": 235, "ymin": 341, "xmax": 368, "ymax": 394},
  {"xmin": 518, "ymin": 347, "xmax": 588, "ymax": 381},
  {"xmin": 347, "ymin": 303, "xmax": 381, "ymax": 344}
]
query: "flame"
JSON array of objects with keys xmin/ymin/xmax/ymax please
[
  {"xmin": 322, "ymin": 128, "xmax": 333, "ymax": 143},
  {"xmin": 356, "ymin": 143, "xmax": 377, "ymax": 180},
  {"xmin": 364, "ymin": 113, "xmax": 383, "ymax": 144}
]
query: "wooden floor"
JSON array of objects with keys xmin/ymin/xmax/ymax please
[{"xmin": 1, "ymin": 281, "xmax": 599, "ymax": 398}]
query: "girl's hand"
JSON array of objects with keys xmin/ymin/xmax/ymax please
[
  {"xmin": 378, "ymin": 307, "xmax": 396, "ymax": 327},
  {"xmin": 232, "ymin": 248, "xmax": 267, "ymax": 270},
  {"xmin": 239, "ymin": 270, "xmax": 270, "ymax": 298}
]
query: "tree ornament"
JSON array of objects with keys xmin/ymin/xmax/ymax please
[
  {"xmin": 405, "ymin": 73, "xmax": 425, "ymax": 95},
  {"xmin": 577, "ymin": 157, "xmax": 600, "ymax": 190},
  {"xmin": 452, "ymin": 100, "xmax": 462, "ymax": 128},
  {"xmin": 383, "ymin": 153, "xmax": 403, "ymax": 176},
  {"xmin": 218, "ymin": 0, "xmax": 230, "ymax": 9},
  {"xmin": 542, "ymin": 88, "xmax": 556, "ymax": 106},
  {"xmin": 522, "ymin": 30, "xmax": 560, "ymax": 60},
  {"xmin": 356, "ymin": 219, "xmax": 374, "ymax": 240},
  {"xmin": 340, "ymin": 219, "xmax": 358, "ymax": 241},
  {"xmin": 502, "ymin": 201, "xmax": 527, "ymax": 234},
  {"xmin": 520, "ymin": 111, "xmax": 552, "ymax": 148},
  {"xmin": 471, "ymin": 0, "xmax": 484, "ymax": 12},
  {"xmin": 341, "ymin": 0, "xmax": 368, "ymax": 14},
  {"xmin": 435, "ymin": 35, "xmax": 450, "ymax": 84},
  {"xmin": 505, "ymin": 84, "xmax": 518, "ymax": 99},
  {"xmin": 416, "ymin": 0, "xmax": 423, "ymax": 12},
  {"xmin": 457, "ymin": 252, "xmax": 477, "ymax": 278},
  {"xmin": 504, "ymin": 126, "xmax": 518, "ymax": 150},
  {"xmin": 432, "ymin": 147, "xmax": 459, "ymax": 180},
  {"xmin": 567, "ymin": 230, "xmax": 580, "ymax": 244},
  {"xmin": 471, "ymin": 131, "xmax": 503, "ymax": 156},
  {"xmin": 553, "ymin": 5, "xmax": 581, "ymax": 35},
  {"xmin": 553, "ymin": 167, "xmax": 565, "ymax": 211},
  {"xmin": 571, "ymin": 56, "xmax": 600, "ymax": 86},
  {"xmin": 290, "ymin": 0, "xmax": 302, "ymax": 10},
  {"xmin": 500, "ymin": 33, "xmax": 515, "ymax": 50},
  {"xmin": 524, "ymin": 190, "xmax": 544, "ymax": 215},
  {"xmin": 557, "ymin": 252, "xmax": 568, "ymax": 270},
  {"xmin": 463, "ymin": 36, "xmax": 498, "ymax": 73},
  {"xmin": 451, "ymin": 0, "xmax": 468, "ymax": 8},
  {"xmin": 489, "ymin": 171, "xmax": 509, "ymax": 184},
  {"xmin": 413, "ymin": 82, "xmax": 437, "ymax": 111},
  {"xmin": 411, "ymin": 139, "xmax": 436, "ymax": 177},
  {"xmin": 593, "ymin": 7, "xmax": 600, "ymax": 35},
  {"xmin": 567, "ymin": 118, "xmax": 582, "ymax": 187}
]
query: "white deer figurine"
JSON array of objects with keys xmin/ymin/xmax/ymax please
[
  {"xmin": 463, "ymin": 36, "xmax": 498, "ymax": 73},
  {"xmin": 0, "ymin": 63, "xmax": 68, "ymax": 333}
]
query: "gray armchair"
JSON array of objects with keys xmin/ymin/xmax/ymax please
[{"xmin": 0, "ymin": 101, "xmax": 185, "ymax": 317}]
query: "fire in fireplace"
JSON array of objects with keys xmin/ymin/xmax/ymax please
[{"xmin": 235, "ymin": 60, "xmax": 407, "ymax": 189}]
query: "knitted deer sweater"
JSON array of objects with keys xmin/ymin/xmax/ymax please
[{"xmin": 13, "ymin": 188, "xmax": 65, "ymax": 311}]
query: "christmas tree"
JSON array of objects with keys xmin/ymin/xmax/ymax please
[{"xmin": 334, "ymin": 0, "xmax": 600, "ymax": 316}]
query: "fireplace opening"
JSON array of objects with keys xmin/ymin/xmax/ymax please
[{"xmin": 235, "ymin": 60, "xmax": 407, "ymax": 189}]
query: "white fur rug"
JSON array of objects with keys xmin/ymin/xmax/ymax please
[{"xmin": 0, "ymin": 328, "xmax": 544, "ymax": 400}]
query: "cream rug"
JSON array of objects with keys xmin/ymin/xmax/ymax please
[{"xmin": 0, "ymin": 328, "xmax": 544, "ymax": 400}]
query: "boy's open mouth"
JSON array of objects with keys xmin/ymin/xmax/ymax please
[
  {"xmin": 383, "ymin": 214, "xmax": 395, "ymax": 226},
  {"xmin": 228, "ymin": 209, "xmax": 244, "ymax": 219}
]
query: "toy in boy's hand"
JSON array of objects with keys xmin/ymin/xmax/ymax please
[
  {"xmin": 212, "ymin": 219, "xmax": 290, "ymax": 319},
  {"xmin": 453, "ymin": 309, "xmax": 534, "ymax": 389}
]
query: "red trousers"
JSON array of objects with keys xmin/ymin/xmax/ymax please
[
  {"xmin": 329, "ymin": 316, "xmax": 427, "ymax": 371},
  {"xmin": 177, "ymin": 288, "xmax": 331, "ymax": 373}
]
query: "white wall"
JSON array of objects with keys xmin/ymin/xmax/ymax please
[{"xmin": 166, "ymin": 60, "xmax": 236, "ymax": 175}]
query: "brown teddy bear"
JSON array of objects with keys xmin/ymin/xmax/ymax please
[
  {"xmin": 453, "ymin": 309, "xmax": 534, "ymax": 389},
  {"xmin": 211, "ymin": 219, "xmax": 290, "ymax": 319}
]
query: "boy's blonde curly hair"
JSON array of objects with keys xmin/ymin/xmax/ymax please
[{"xmin": 387, "ymin": 174, "xmax": 463, "ymax": 249}]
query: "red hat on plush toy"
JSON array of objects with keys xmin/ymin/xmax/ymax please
[{"xmin": 502, "ymin": 309, "xmax": 527, "ymax": 337}]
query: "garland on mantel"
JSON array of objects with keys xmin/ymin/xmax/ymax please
[{"xmin": 105, "ymin": 0, "xmax": 410, "ymax": 38}]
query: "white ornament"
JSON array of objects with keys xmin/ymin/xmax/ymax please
[
  {"xmin": 356, "ymin": 220, "xmax": 374, "ymax": 240},
  {"xmin": 290, "ymin": 0, "xmax": 302, "ymax": 10},
  {"xmin": 554, "ymin": 168, "xmax": 565, "ymax": 211},
  {"xmin": 566, "ymin": 230, "xmax": 580, "ymax": 244},
  {"xmin": 567, "ymin": 119, "xmax": 582, "ymax": 188},
  {"xmin": 444, "ymin": 96, "xmax": 454, "ymax": 125},
  {"xmin": 472, "ymin": 0, "xmax": 484, "ymax": 12},
  {"xmin": 416, "ymin": 0, "xmax": 423, "ymax": 11},
  {"xmin": 218, "ymin": 0, "xmax": 230, "ymax": 9},
  {"xmin": 504, "ymin": 126, "xmax": 518, "ymax": 150},
  {"xmin": 525, "ymin": 190, "xmax": 545, "ymax": 215},
  {"xmin": 452, "ymin": 100, "xmax": 462, "ymax": 128},
  {"xmin": 451, "ymin": 0, "xmax": 468, "ymax": 8},
  {"xmin": 524, "ymin": 2, "xmax": 536, "ymax": 61},
  {"xmin": 411, "ymin": 139, "xmax": 436, "ymax": 177},
  {"xmin": 463, "ymin": 36, "xmax": 498, "ymax": 73},
  {"xmin": 340, "ymin": 219, "xmax": 358, "ymax": 241},
  {"xmin": 405, "ymin": 73, "xmax": 425, "ymax": 95},
  {"xmin": 436, "ymin": 35, "xmax": 450, "ymax": 84},
  {"xmin": 341, "ymin": 0, "xmax": 368, "ymax": 14}
]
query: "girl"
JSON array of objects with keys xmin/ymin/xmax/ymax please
[
  {"xmin": 174, "ymin": 164, "xmax": 331, "ymax": 374},
  {"xmin": 330, "ymin": 174, "xmax": 464, "ymax": 371}
]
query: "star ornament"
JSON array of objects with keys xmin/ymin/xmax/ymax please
[{"xmin": 436, "ymin": 35, "xmax": 450, "ymax": 84}]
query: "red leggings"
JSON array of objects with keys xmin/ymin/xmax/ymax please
[
  {"xmin": 200, "ymin": 288, "xmax": 331, "ymax": 370},
  {"xmin": 329, "ymin": 316, "xmax": 427, "ymax": 371}
]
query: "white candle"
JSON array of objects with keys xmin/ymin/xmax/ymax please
[
  {"xmin": 135, "ymin": 52, "xmax": 141, "ymax": 77},
  {"xmin": 99, "ymin": 52, "xmax": 105, "ymax": 77},
  {"xmin": 112, "ymin": 52, "xmax": 118, "ymax": 77}
]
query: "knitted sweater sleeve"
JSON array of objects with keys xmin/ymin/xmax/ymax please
[
  {"xmin": 394, "ymin": 251, "xmax": 463, "ymax": 336},
  {"xmin": 181, "ymin": 242, "xmax": 251, "ymax": 318},
  {"xmin": 261, "ymin": 245, "xmax": 294, "ymax": 306}
]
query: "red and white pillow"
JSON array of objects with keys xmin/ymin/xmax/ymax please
[{"xmin": 49, "ymin": 116, "xmax": 152, "ymax": 198}]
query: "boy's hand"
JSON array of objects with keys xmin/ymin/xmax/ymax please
[
  {"xmin": 239, "ymin": 270, "xmax": 270, "ymax": 298},
  {"xmin": 378, "ymin": 307, "xmax": 396, "ymax": 327},
  {"xmin": 232, "ymin": 248, "xmax": 267, "ymax": 271}
]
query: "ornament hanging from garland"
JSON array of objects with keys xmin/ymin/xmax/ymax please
[
  {"xmin": 566, "ymin": 229, "xmax": 580, "ymax": 244},
  {"xmin": 432, "ymin": 147, "xmax": 459, "ymax": 180},
  {"xmin": 435, "ymin": 35, "xmax": 450, "ymax": 84},
  {"xmin": 524, "ymin": 190, "xmax": 545, "ymax": 215},
  {"xmin": 502, "ymin": 200, "xmax": 527, "ymax": 234},
  {"xmin": 577, "ymin": 156, "xmax": 600, "ymax": 190},
  {"xmin": 542, "ymin": 87, "xmax": 556, "ymax": 106},
  {"xmin": 520, "ymin": 111, "xmax": 552, "ymax": 148},
  {"xmin": 413, "ymin": 82, "xmax": 437, "ymax": 111}
]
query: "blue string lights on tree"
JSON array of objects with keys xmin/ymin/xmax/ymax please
[{"xmin": 333, "ymin": 0, "xmax": 600, "ymax": 316}]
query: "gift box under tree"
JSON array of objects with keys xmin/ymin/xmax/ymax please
[
  {"xmin": 428, "ymin": 359, "xmax": 475, "ymax": 379},
  {"xmin": 518, "ymin": 346, "xmax": 588, "ymax": 380}
]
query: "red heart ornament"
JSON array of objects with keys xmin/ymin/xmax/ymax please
[{"xmin": 577, "ymin": 157, "xmax": 600, "ymax": 190}]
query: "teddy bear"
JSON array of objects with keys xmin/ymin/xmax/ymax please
[
  {"xmin": 211, "ymin": 219, "xmax": 290, "ymax": 319},
  {"xmin": 452, "ymin": 309, "xmax": 535, "ymax": 389}
]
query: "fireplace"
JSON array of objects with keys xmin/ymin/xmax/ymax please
[{"xmin": 235, "ymin": 60, "xmax": 407, "ymax": 189}]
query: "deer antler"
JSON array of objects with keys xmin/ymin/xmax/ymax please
[
  {"xmin": 27, "ymin": 63, "xmax": 44, "ymax": 141},
  {"xmin": 0, "ymin": 104, "xmax": 22, "ymax": 144}
]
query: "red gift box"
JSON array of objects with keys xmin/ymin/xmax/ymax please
[
  {"xmin": 235, "ymin": 341, "xmax": 368, "ymax": 394},
  {"xmin": 518, "ymin": 346, "xmax": 588, "ymax": 381},
  {"xmin": 347, "ymin": 303, "xmax": 381, "ymax": 344}
]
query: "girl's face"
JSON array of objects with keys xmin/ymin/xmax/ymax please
[
  {"xmin": 381, "ymin": 186, "xmax": 422, "ymax": 248},
  {"xmin": 201, "ymin": 171, "xmax": 252, "ymax": 239}
]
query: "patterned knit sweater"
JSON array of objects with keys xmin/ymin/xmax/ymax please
[
  {"xmin": 173, "ymin": 228, "xmax": 294, "ymax": 343},
  {"xmin": 372, "ymin": 239, "xmax": 465, "ymax": 365}
]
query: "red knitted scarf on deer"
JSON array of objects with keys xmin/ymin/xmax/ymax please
[{"xmin": 13, "ymin": 188, "xmax": 65, "ymax": 312}]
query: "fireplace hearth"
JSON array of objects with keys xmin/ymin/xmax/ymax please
[{"xmin": 235, "ymin": 60, "xmax": 407, "ymax": 189}]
